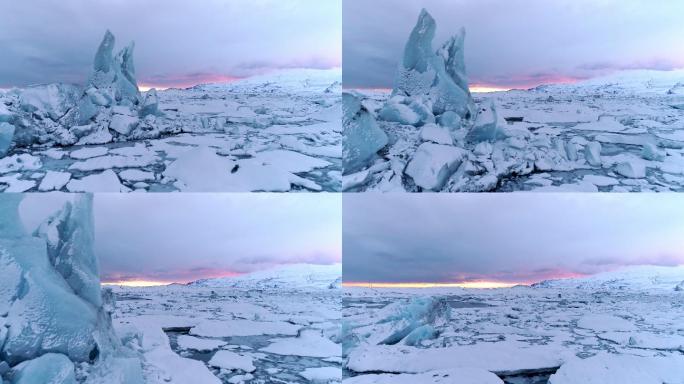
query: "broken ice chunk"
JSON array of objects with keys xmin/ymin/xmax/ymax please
[
  {"xmin": 208, "ymin": 350, "xmax": 255, "ymax": 373},
  {"xmin": 10, "ymin": 353, "xmax": 76, "ymax": 384},
  {"xmin": 378, "ymin": 101, "xmax": 421, "ymax": 125},
  {"xmin": 466, "ymin": 100, "xmax": 506, "ymax": 143},
  {"xmin": 405, "ymin": 142, "xmax": 466, "ymax": 190},
  {"xmin": 109, "ymin": 114, "xmax": 139, "ymax": 135},
  {"xmin": 66, "ymin": 170, "xmax": 131, "ymax": 192},
  {"xmin": 584, "ymin": 141, "xmax": 602, "ymax": 166},
  {"xmin": 615, "ymin": 160, "xmax": 646, "ymax": 178},
  {"xmin": 38, "ymin": 171, "xmax": 71, "ymax": 191},
  {"xmin": 641, "ymin": 142, "xmax": 665, "ymax": 161},
  {"xmin": 419, "ymin": 123, "xmax": 453, "ymax": 145},
  {"xmin": 343, "ymin": 92, "xmax": 388, "ymax": 173},
  {"xmin": 0, "ymin": 122, "xmax": 15, "ymax": 157}
]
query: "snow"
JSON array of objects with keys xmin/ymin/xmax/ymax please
[
  {"xmin": 66, "ymin": 170, "xmax": 130, "ymax": 192},
  {"xmin": 176, "ymin": 335, "xmax": 227, "ymax": 352},
  {"xmin": 0, "ymin": 195, "xmax": 145, "ymax": 383},
  {"xmin": 260, "ymin": 330, "xmax": 340, "ymax": 358},
  {"xmin": 34, "ymin": 195, "xmax": 101, "ymax": 307},
  {"xmin": 0, "ymin": 154, "xmax": 42, "ymax": 174},
  {"xmin": 346, "ymin": 342, "xmax": 566, "ymax": 375},
  {"xmin": 117, "ymin": 169, "xmax": 154, "ymax": 182},
  {"xmin": 394, "ymin": 9, "xmax": 474, "ymax": 118},
  {"xmin": 144, "ymin": 347, "xmax": 221, "ymax": 384},
  {"xmin": 109, "ymin": 114, "xmax": 139, "ymax": 135},
  {"xmin": 300, "ymin": 366, "xmax": 341, "ymax": 383},
  {"xmin": 0, "ymin": 122, "xmax": 15, "ymax": 157},
  {"xmin": 191, "ymin": 319, "xmax": 301, "ymax": 338},
  {"xmin": 344, "ymin": 10, "xmax": 684, "ymax": 192},
  {"xmin": 70, "ymin": 147, "xmax": 109, "ymax": 160},
  {"xmin": 0, "ymin": 30, "xmax": 341, "ymax": 192},
  {"xmin": 405, "ymin": 143, "xmax": 467, "ymax": 190},
  {"xmin": 419, "ymin": 123, "xmax": 453, "ymax": 145},
  {"xmin": 615, "ymin": 159, "xmax": 647, "ymax": 178},
  {"xmin": 343, "ymin": 92, "xmax": 388, "ymax": 173},
  {"xmin": 344, "ymin": 265, "xmax": 684, "ymax": 383},
  {"xmin": 38, "ymin": 171, "xmax": 71, "ymax": 191},
  {"xmin": 548, "ymin": 353, "xmax": 684, "ymax": 384},
  {"xmin": 378, "ymin": 101, "xmax": 421, "ymax": 125},
  {"xmin": 208, "ymin": 350, "xmax": 255, "ymax": 373},
  {"xmin": 110, "ymin": 263, "xmax": 342, "ymax": 383},
  {"xmin": 344, "ymin": 369, "xmax": 503, "ymax": 384},
  {"xmin": 10, "ymin": 353, "xmax": 76, "ymax": 384},
  {"xmin": 576, "ymin": 314, "xmax": 637, "ymax": 333}
]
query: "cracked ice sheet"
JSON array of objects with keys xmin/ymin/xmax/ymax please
[
  {"xmin": 0, "ymin": 69, "xmax": 341, "ymax": 193},
  {"xmin": 163, "ymin": 147, "xmax": 329, "ymax": 192},
  {"xmin": 110, "ymin": 265, "xmax": 342, "ymax": 384},
  {"xmin": 347, "ymin": 70, "xmax": 684, "ymax": 192},
  {"xmin": 343, "ymin": 266, "xmax": 684, "ymax": 383}
]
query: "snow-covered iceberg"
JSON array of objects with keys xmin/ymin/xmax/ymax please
[
  {"xmin": 344, "ymin": 10, "xmax": 684, "ymax": 192},
  {"xmin": 393, "ymin": 9, "xmax": 475, "ymax": 120},
  {"xmin": 0, "ymin": 32, "xmax": 341, "ymax": 192},
  {"xmin": 0, "ymin": 195, "xmax": 144, "ymax": 383}
]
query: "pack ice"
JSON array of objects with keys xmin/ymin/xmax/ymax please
[
  {"xmin": 342, "ymin": 266, "xmax": 684, "ymax": 383},
  {"xmin": 0, "ymin": 194, "xmax": 145, "ymax": 384},
  {"xmin": 112, "ymin": 263, "xmax": 342, "ymax": 383},
  {"xmin": 0, "ymin": 31, "xmax": 341, "ymax": 192},
  {"xmin": 342, "ymin": 8, "xmax": 684, "ymax": 192}
]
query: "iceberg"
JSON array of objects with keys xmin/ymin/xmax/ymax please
[
  {"xmin": 10, "ymin": 353, "xmax": 76, "ymax": 384},
  {"xmin": 0, "ymin": 195, "xmax": 143, "ymax": 383},
  {"xmin": 0, "ymin": 123, "xmax": 15, "ymax": 158},
  {"xmin": 343, "ymin": 92, "xmax": 388, "ymax": 173},
  {"xmin": 465, "ymin": 100, "xmax": 506, "ymax": 143},
  {"xmin": 393, "ymin": 9, "xmax": 475, "ymax": 120},
  {"xmin": 34, "ymin": 195, "xmax": 102, "ymax": 307},
  {"xmin": 405, "ymin": 142, "xmax": 467, "ymax": 190}
]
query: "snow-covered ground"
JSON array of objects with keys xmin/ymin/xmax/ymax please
[
  {"xmin": 342, "ymin": 266, "xmax": 684, "ymax": 383},
  {"xmin": 0, "ymin": 32, "xmax": 341, "ymax": 193},
  {"xmin": 342, "ymin": 9, "xmax": 684, "ymax": 192},
  {"xmin": 112, "ymin": 264, "xmax": 342, "ymax": 384}
]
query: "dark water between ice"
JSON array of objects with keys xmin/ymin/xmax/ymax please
[{"xmin": 166, "ymin": 330, "xmax": 340, "ymax": 384}]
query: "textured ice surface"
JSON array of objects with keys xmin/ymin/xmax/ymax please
[
  {"xmin": 10, "ymin": 353, "xmax": 76, "ymax": 384},
  {"xmin": 346, "ymin": 58, "xmax": 684, "ymax": 191},
  {"xmin": 549, "ymin": 353, "xmax": 684, "ymax": 384},
  {"xmin": 1, "ymin": 30, "xmax": 341, "ymax": 192},
  {"xmin": 208, "ymin": 350, "xmax": 255, "ymax": 372},
  {"xmin": 343, "ymin": 266, "xmax": 684, "ymax": 383},
  {"xmin": 405, "ymin": 143, "xmax": 467, "ymax": 190},
  {"xmin": 0, "ymin": 195, "xmax": 144, "ymax": 383},
  {"xmin": 393, "ymin": 9, "xmax": 475, "ymax": 118},
  {"xmin": 343, "ymin": 92, "xmax": 388, "ymax": 173},
  {"xmin": 0, "ymin": 123, "xmax": 14, "ymax": 157},
  {"xmin": 344, "ymin": 368, "xmax": 503, "ymax": 384},
  {"xmin": 111, "ymin": 264, "xmax": 341, "ymax": 383},
  {"xmin": 34, "ymin": 195, "xmax": 101, "ymax": 307}
]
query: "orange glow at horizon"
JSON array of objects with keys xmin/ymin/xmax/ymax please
[
  {"xmin": 470, "ymin": 84, "xmax": 512, "ymax": 93},
  {"xmin": 101, "ymin": 270, "xmax": 243, "ymax": 287},
  {"xmin": 102, "ymin": 280, "xmax": 172, "ymax": 287},
  {"xmin": 139, "ymin": 75, "xmax": 243, "ymax": 92}
]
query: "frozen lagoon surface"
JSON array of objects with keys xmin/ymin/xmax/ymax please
[
  {"xmin": 111, "ymin": 264, "xmax": 342, "ymax": 384},
  {"xmin": 0, "ymin": 68, "xmax": 341, "ymax": 193},
  {"xmin": 340, "ymin": 9, "xmax": 684, "ymax": 192},
  {"xmin": 344, "ymin": 70, "xmax": 684, "ymax": 192},
  {"xmin": 342, "ymin": 266, "xmax": 684, "ymax": 384}
]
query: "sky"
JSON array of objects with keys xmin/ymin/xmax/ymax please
[
  {"xmin": 343, "ymin": 0, "xmax": 684, "ymax": 90},
  {"xmin": 19, "ymin": 193, "xmax": 341, "ymax": 284},
  {"xmin": 0, "ymin": 0, "xmax": 341, "ymax": 89},
  {"xmin": 344, "ymin": 194, "xmax": 684, "ymax": 285}
]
